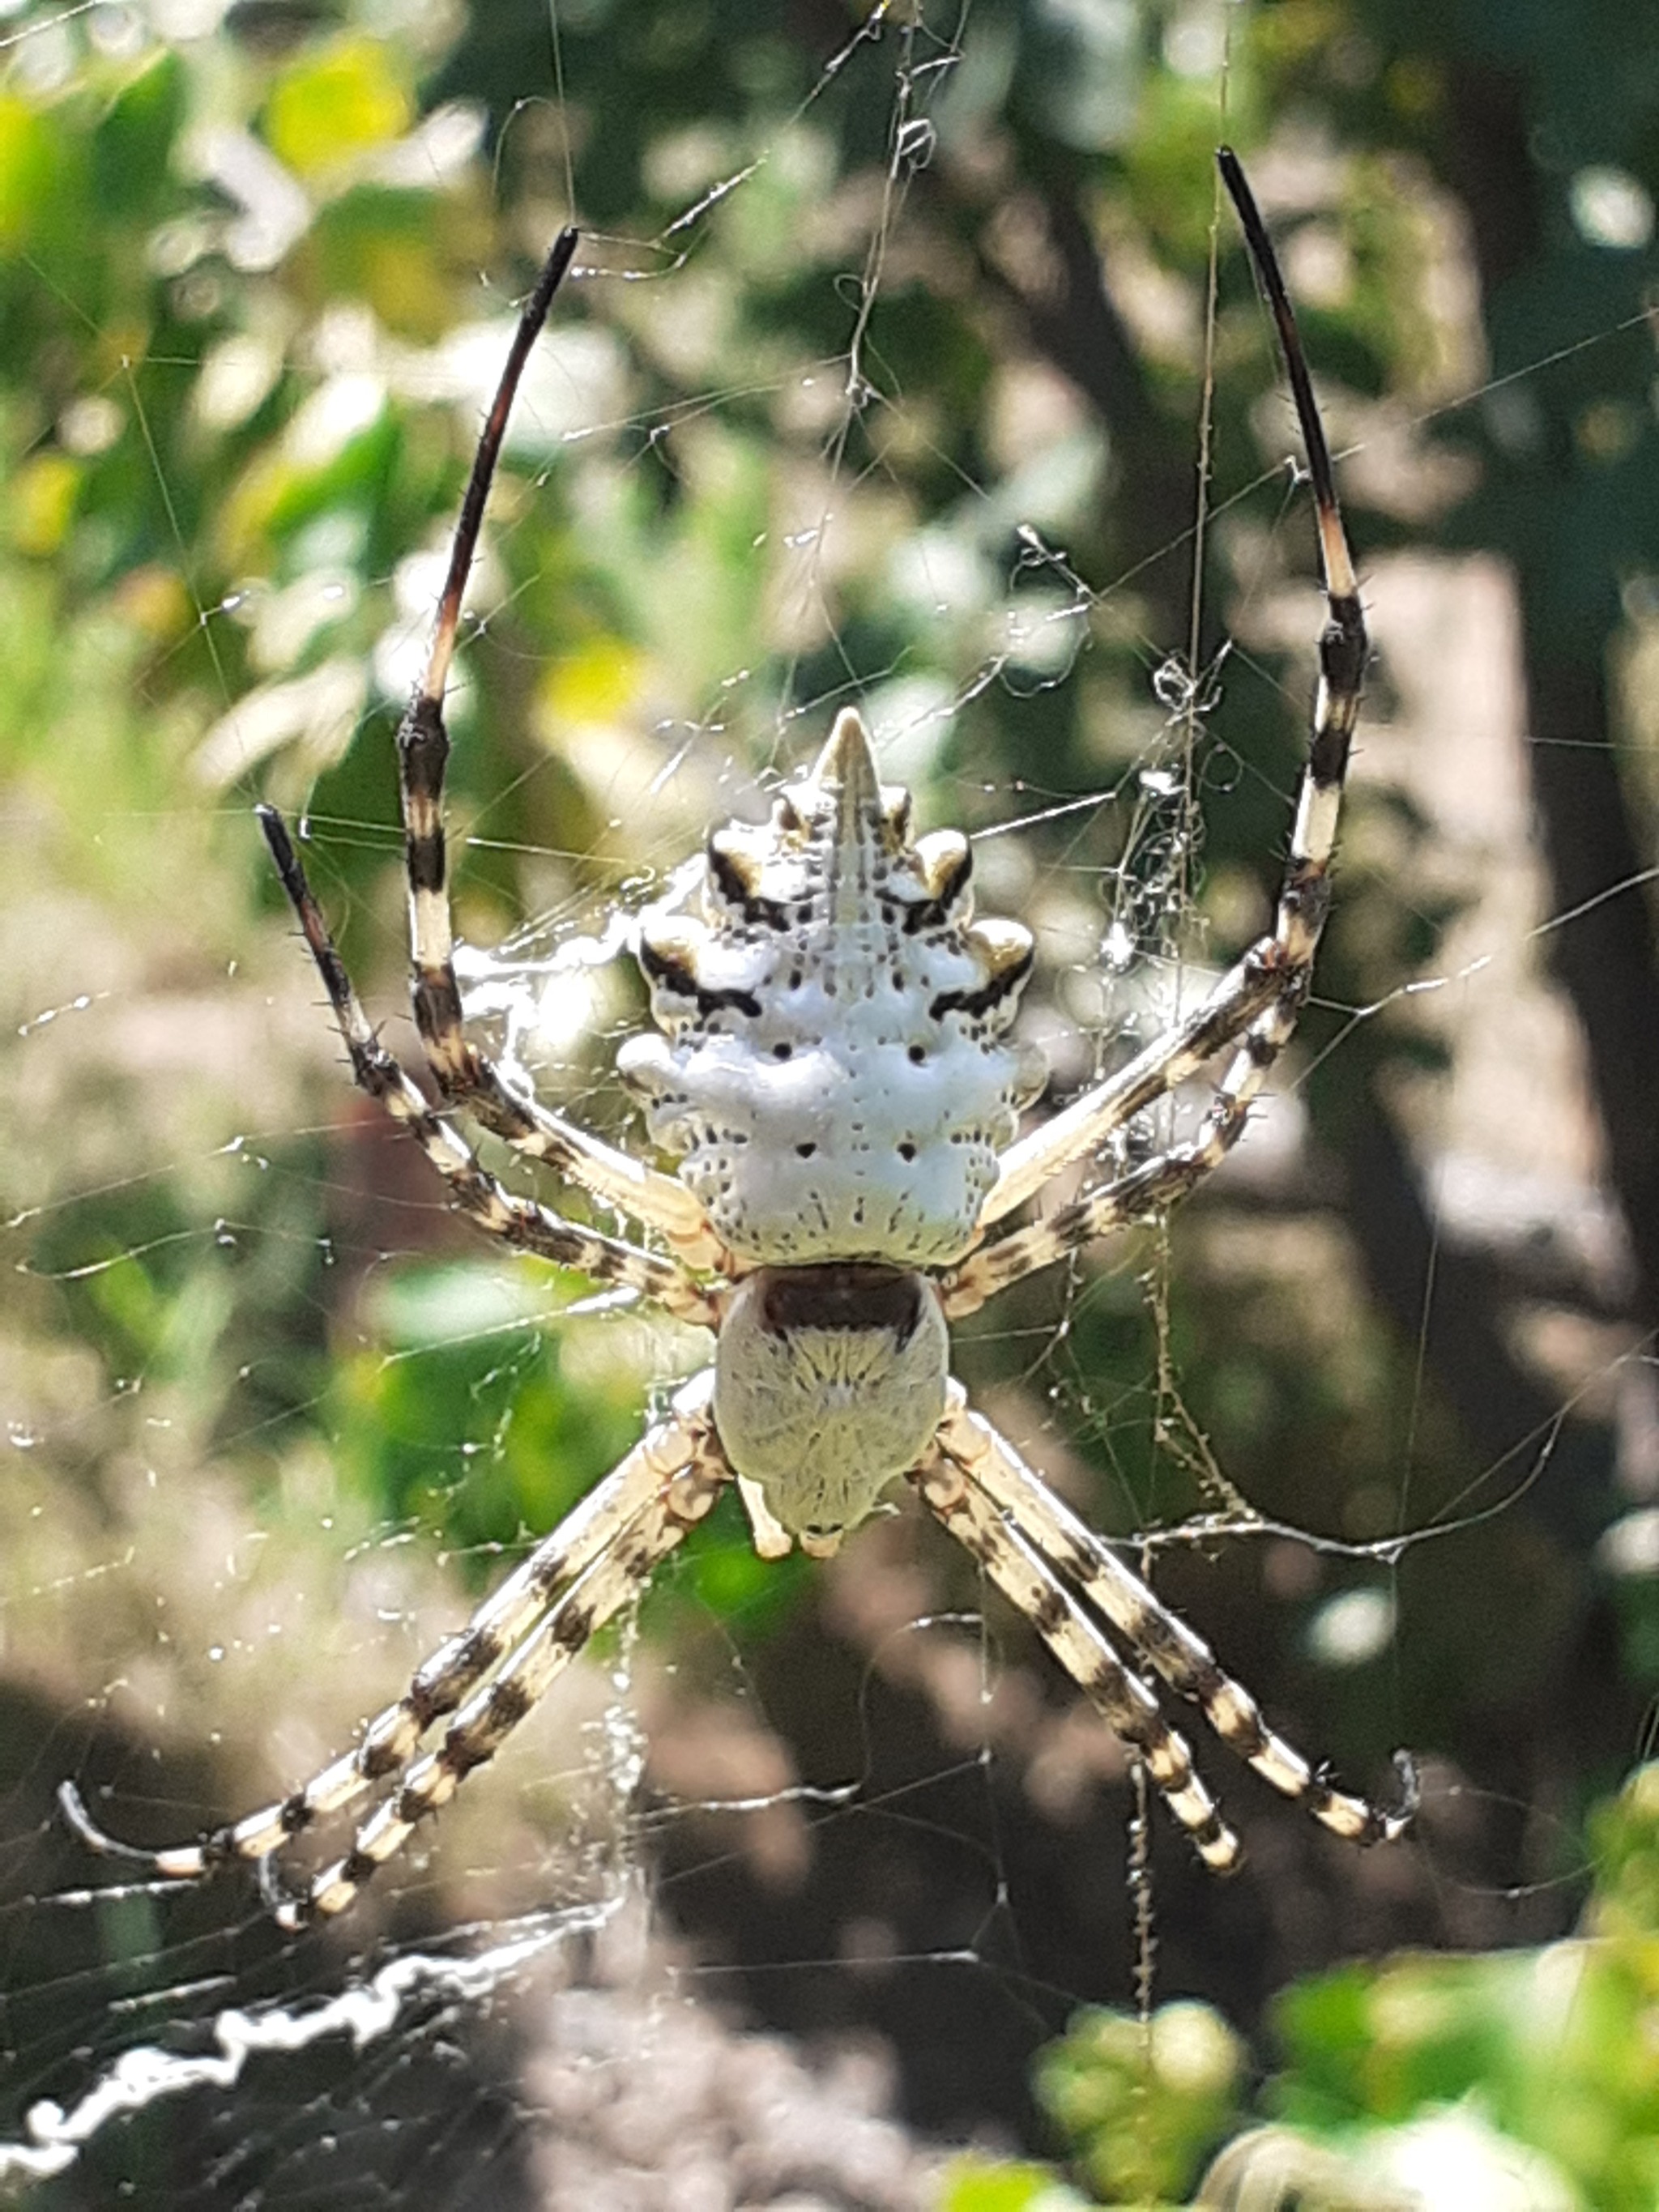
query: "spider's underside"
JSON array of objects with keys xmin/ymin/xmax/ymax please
[{"xmin": 62, "ymin": 154, "xmax": 1418, "ymax": 1932}]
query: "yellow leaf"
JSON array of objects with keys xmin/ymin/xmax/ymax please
[
  {"xmin": 0, "ymin": 93, "xmax": 57, "ymax": 249},
  {"xmin": 540, "ymin": 638, "xmax": 644, "ymax": 727},
  {"xmin": 113, "ymin": 564, "xmax": 193, "ymax": 641},
  {"xmin": 9, "ymin": 452, "xmax": 79, "ymax": 556},
  {"xmin": 265, "ymin": 38, "xmax": 412, "ymax": 180}
]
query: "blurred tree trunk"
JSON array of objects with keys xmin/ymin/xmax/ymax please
[
  {"xmin": 931, "ymin": 135, "xmax": 1593, "ymax": 1511},
  {"xmin": 1443, "ymin": 61, "xmax": 1659, "ymax": 1330}
]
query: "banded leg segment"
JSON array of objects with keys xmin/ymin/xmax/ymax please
[
  {"xmin": 62, "ymin": 1380, "xmax": 730, "ymax": 1902},
  {"xmin": 975, "ymin": 947, "xmax": 1282, "ymax": 1235},
  {"xmin": 258, "ymin": 806, "xmax": 718, "ymax": 1328},
  {"xmin": 967, "ymin": 150, "xmax": 1367, "ymax": 1282},
  {"xmin": 936, "ymin": 1392, "xmax": 1418, "ymax": 1848},
  {"xmin": 389, "ymin": 226, "xmax": 718, "ymax": 1265},
  {"xmin": 944, "ymin": 978, "xmax": 1288, "ymax": 1316},
  {"xmin": 912, "ymin": 1439, "xmax": 1239, "ymax": 1872},
  {"xmin": 288, "ymin": 1435, "xmax": 731, "ymax": 1928}
]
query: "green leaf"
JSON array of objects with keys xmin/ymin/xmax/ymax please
[{"xmin": 939, "ymin": 2155, "xmax": 1092, "ymax": 2212}]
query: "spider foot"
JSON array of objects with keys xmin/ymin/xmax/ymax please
[
  {"xmin": 1380, "ymin": 1748, "xmax": 1422, "ymax": 1843},
  {"xmin": 58, "ymin": 1779, "xmax": 223, "ymax": 1882},
  {"xmin": 1311, "ymin": 1745, "xmax": 1420, "ymax": 1848}
]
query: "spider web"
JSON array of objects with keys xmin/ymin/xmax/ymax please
[{"xmin": 2, "ymin": 0, "xmax": 1657, "ymax": 2201}]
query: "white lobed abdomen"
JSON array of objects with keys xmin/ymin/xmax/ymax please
[{"xmin": 617, "ymin": 710, "xmax": 1047, "ymax": 1268}]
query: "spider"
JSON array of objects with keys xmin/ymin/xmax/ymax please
[{"xmin": 63, "ymin": 151, "xmax": 1417, "ymax": 1932}]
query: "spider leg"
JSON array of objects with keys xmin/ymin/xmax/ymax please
[
  {"xmin": 258, "ymin": 806, "xmax": 719, "ymax": 1328},
  {"xmin": 944, "ymin": 998, "xmax": 1285, "ymax": 1316},
  {"xmin": 962, "ymin": 151, "xmax": 1367, "ymax": 1293},
  {"xmin": 62, "ymin": 1379, "xmax": 729, "ymax": 1924},
  {"xmin": 935, "ymin": 1390, "xmax": 1418, "ymax": 1848},
  {"xmin": 289, "ymin": 1430, "xmax": 731, "ymax": 1928},
  {"xmin": 388, "ymin": 226, "xmax": 720, "ymax": 1268},
  {"xmin": 975, "ymin": 948, "xmax": 1283, "ymax": 1238},
  {"xmin": 944, "ymin": 970, "xmax": 1320, "ymax": 1315},
  {"xmin": 911, "ymin": 1432, "xmax": 1240, "ymax": 1872}
]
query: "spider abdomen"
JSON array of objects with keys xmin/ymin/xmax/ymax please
[
  {"xmin": 712, "ymin": 1264, "xmax": 949, "ymax": 1537},
  {"xmin": 618, "ymin": 709, "xmax": 1048, "ymax": 1265}
]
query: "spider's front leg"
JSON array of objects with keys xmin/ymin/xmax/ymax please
[
  {"xmin": 258, "ymin": 806, "xmax": 719, "ymax": 1329},
  {"xmin": 915, "ymin": 1386, "xmax": 1417, "ymax": 1865},
  {"xmin": 62, "ymin": 1378, "xmax": 733, "ymax": 1927},
  {"xmin": 382, "ymin": 224, "xmax": 721, "ymax": 1268}
]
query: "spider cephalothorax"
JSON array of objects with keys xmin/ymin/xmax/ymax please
[{"xmin": 62, "ymin": 154, "xmax": 1417, "ymax": 1931}]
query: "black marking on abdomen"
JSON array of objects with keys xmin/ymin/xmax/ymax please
[
  {"xmin": 900, "ymin": 846, "xmax": 973, "ymax": 935},
  {"xmin": 706, "ymin": 838, "xmax": 792, "ymax": 929},
  {"xmin": 638, "ymin": 936, "xmax": 763, "ymax": 1019},
  {"xmin": 929, "ymin": 945, "xmax": 1034, "ymax": 1023}
]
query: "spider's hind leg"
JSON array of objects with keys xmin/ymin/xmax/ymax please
[
  {"xmin": 381, "ymin": 227, "xmax": 718, "ymax": 1264},
  {"xmin": 291, "ymin": 1438, "xmax": 730, "ymax": 1929},
  {"xmin": 912, "ymin": 1431, "xmax": 1241, "ymax": 1873}
]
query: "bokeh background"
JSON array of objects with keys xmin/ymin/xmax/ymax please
[{"xmin": 2, "ymin": 0, "xmax": 1659, "ymax": 2203}]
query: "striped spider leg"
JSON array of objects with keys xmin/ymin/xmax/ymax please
[
  {"xmin": 913, "ymin": 1390, "xmax": 1419, "ymax": 1871},
  {"xmin": 57, "ymin": 782, "xmax": 730, "ymax": 1926},
  {"xmin": 255, "ymin": 808, "xmax": 718, "ymax": 1330},
  {"xmin": 919, "ymin": 149, "xmax": 1415, "ymax": 1861},
  {"xmin": 59, "ymin": 232, "xmax": 726, "ymax": 1920},
  {"xmin": 62, "ymin": 1380, "xmax": 736, "ymax": 1928},
  {"xmin": 943, "ymin": 149, "xmax": 1366, "ymax": 1323},
  {"xmin": 250, "ymin": 227, "xmax": 724, "ymax": 1323},
  {"xmin": 375, "ymin": 224, "xmax": 719, "ymax": 1271},
  {"xmin": 913, "ymin": 1428, "xmax": 1242, "ymax": 1869}
]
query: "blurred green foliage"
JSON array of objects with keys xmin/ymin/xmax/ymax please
[
  {"xmin": 1036, "ymin": 2001, "xmax": 1245, "ymax": 2202},
  {"xmin": 946, "ymin": 1760, "xmax": 1659, "ymax": 2206}
]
